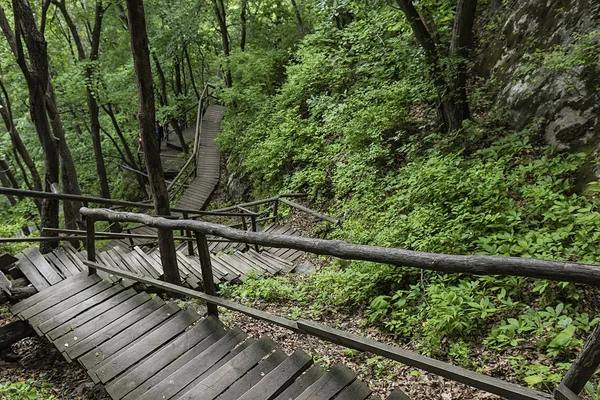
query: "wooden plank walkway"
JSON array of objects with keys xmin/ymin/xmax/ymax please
[{"xmin": 9, "ymin": 270, "xmax": 407, "ymax": 399}]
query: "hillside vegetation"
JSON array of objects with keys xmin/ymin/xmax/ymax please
[{"xmin": 216, "ymin": 1, "xmax": 600, "ymax": 394}]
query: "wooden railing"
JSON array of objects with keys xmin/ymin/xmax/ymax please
[
  {"xmin": 167, "ymin": 83, "xmax": 216, "ymax": 200},
  {"xmin": 79, "ymin": 207, "xmax": 600, "ymax": 400}
]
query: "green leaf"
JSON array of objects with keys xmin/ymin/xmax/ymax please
[
  {"xmin": 549, "ymin": 325, "xmax": 576, "ymax": 348},
  {"xmin": 524, "ymin": 375, "xmax": 544, "ymax": 386}
]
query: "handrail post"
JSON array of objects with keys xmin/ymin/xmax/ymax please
[
  {"xmin": 195, "ymin": 232, "xmax": 218, "ymax": 317},
  {"xmin": 273, "ymin": 199, "xmax": 279, "ymax": 224},
  {"xmin": 86, "ymin": 216, "xmax": 96, "ymax": 275},
  {"xmin": 240, "ymin": 214, "xmax": 249, "ymax": 251},
  {"xmin": 555, "ymin": 322, "xmax": 600, "ymax": 399},
  {"xmin": 183, "ymin": 212, "xmax": 194, "ymax": 256},
  {"xmin": 250, "ymin": 215, "xmax": 259, "ymax": 252}
]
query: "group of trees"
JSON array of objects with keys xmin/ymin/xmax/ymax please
[{"xmin": 0, "ymin": 0, "xmax": 479, "ymax": 256}]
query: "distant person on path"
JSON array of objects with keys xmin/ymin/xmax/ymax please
[
  {"xmin": 137, "ymin": 133, "xmax": 143, "ymax": 152},
  {"xmin": 155, "ymin": 120, "xmax": 164, "ymax": 153}
]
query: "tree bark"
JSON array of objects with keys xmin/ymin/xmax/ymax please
[
  {"xmin": 184, "ymin": 44, "xmax": 200, "ymax": 99},
  {"xmin": 152, "ymin": 52, "xmax": 188, "ymax": 153},
  {"xmin": 0, "ymin": 161, "xmax": 17, "ymax": 206},
  {"xmin": 290, "ymin": 0, "xmax": 307, "ymax": 36},
  {"xmin": 0, "ymin": 320, "xmax": 34, "ymax": 360},
  {"xmin": 240, "ymin": 0, "xmax": 247, "ymax": 51},
  {"xmin": 52, "ymin": 0, "xmax": 113, "ymax": 203},
  {"xmin": 125, "ymin": 0, "xmax": 180, "ymax": 286},
  {"xmin": 0, "ymin": 77, "xmax": 43, "ymax": 208},
  {"xmin": 102, "ymin": 103, "xmax": 147, "ymax": 194},
  {"xmin": 212, "ymin": 0, "xmax": 232, "ymax": 87},
  {"xmin": 2, "ymin": 0, "xmax": 60, "ymax": 253},
  {"xmin": 395, "ymin": 0, "xmax": 476, "ymax": 133}
]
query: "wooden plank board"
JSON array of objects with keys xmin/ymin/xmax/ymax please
[
  {"xmin": 23, "ymin": 247, "xmax": 63, "ymax": 286},
  {"xmin": 119, "ymin": 326, "xmax": 231, "ymax": 400},
  {"xmin": 10, "ymin": 271, "xmax": 85, "ymax": 315},
  {"xmin": 176, "ymin": 336, "xmax": 278, "ymax": 400},
  {"xmin": 216, "ymin": 349, "xmax": 288, "ymax": 400},
  {"xmin": 19, "ymin": 273, "xmax": 102, "ymax": 320},
  {"xmin": 94, "ymin": 309, "xmax": 202, "ymax": 383},
  {"xmin": 81, "ymin": 303, "xmax": 180, "ymax": 371},
  {"xmin": 171, "ymin": 338, "xmax": 256, "ymax": 400},
  {"xmin": 37, "ymin": 283, "xmax": 127, "ymax": 335},
  {"xmin": 272, "ymin": 365, "xmax": 326, "ymax": 400},
  {"xmin": 64, "ymin": 297, "xmax": 162, "ymax": 360},
  {"xmin": 15, "ymin": 252, "xmax": 49, "ymax": 291},
  {"xmin": 105, "ymin": 316, "xmax": 222, "ymax": 399},
  {"xmin": 29, "ymin": 280, "xmax": 113, "ymax": 329},
  {"xmin": 44, "ymin": 252, "xmax": 71, "ymax": 278},
  {"xmin": 333, "ymin": 379, "xmax": 372, "ymax": 400},
  {"xmin": 47, "ymin": 289, "xmax": 145, "ymax": 341},
  {"xmin": 54, "ymin": 248, "xmax": 83, "ymax": 275},
  {"xmin": 132, "ymin": 328, "xmax": 247, "ymax": 400},
  {"xmin": 294, "ymin": 363, "xmax": 356, "ymax": 400},
  {"xmin": 236, "ymin": 349, "xmax": 314, "ymax": 400}
]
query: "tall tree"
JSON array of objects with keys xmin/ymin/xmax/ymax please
[
  {"xmin": 240, "ymin": 0, "xmax": 247, "ymax": 51},
  {"xmin": 290, "ymin": 0, "xmax": 307, "ymax": 36},
  {"xmin": 52, "ymin": 0, "xmax": 112, "ymax": 201},
  {"xmin": 396, "ymin": 0, "xmax": 477, "ymax": 132},
  {"xmin": 125, "ymin": 0, "xmax": 180, "ymax": 286},
  {"xmin": 212, "ymin": 0, "xmax": 232, "ymax": 87},
  {"xmin": 0, "ymin": 0, "xmax": 59, "ymax": 252}
]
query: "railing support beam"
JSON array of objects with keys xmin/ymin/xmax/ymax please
[
  {"xmin": 85, "ymin": 216, "xmax": 96, "ymax": 275},
  {"xmin": 195, "ymin": 232, "xmax": 218, "ymax": 317}
]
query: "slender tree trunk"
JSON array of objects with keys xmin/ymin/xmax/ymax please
[
  {"xmin": 152, "ymin": 52, "xmax": 188, "ymax": 153},
  {"xmin": 0, "ymin": 161, "xmax": 17, "ymax": 206},
  {"xmin": 174, "ymin": 55, "xmax": 182, "ymax": 96},
  {"xmin": 212, "ymin": 0, "xmax": 232, "ymax": 87},
  {"xmin": 3, "ymin": 0, "xmax": 60, "ymax": 252},
  {"xmin": 126, "ymin": 0, "xmax": 180, "ymax": 286},
  {"xmin": 0, "ymin": 78, "xmax": 43, "ymax": 205},
  {"xmin": 102, "ymin": 103, "xmax": 147, "ymax": 194},
  {"xmin": 184, "ymin": 44, "xmax": 200, "ymax": 99},
  {"xmin": 240, "ymin": 0, "xmax": 247, "ymax": 51},
  {"xmin": 290, "ymin": 0, "xmax": 307, "ymax": 36}
]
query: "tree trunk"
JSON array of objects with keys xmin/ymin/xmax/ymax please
[
  {"xmin": 152, "ymin": 52, "xmax": 188, "ymax": 153},
  {"xmin": 2, "ymin": 0, "xmax": 60, "ymax": 253},
  {"xmin": 0, "ymin": 78, "xmax": 43, "ymax": 209},
  {"xmin": 213, "ymin": 0, "xmax": 232, "ymax": 87},
  {"xmin": 102, "ymin": 103, "xmax": 147, "ymax": 194},
  {"xmin": 184, "ymin": 44, "xmax": 200, "ymax": 99},
  {"xmin": 290, "ymin": 0, "xmax": 307, "ymax": 36},
  {"xmin": 0, "ymin": 161, "xmax": 17, "ymax": 206},
  {"xmin": 240, "ymin": 0, "xmax": 247, "ymax": 51},
  {"xmin": 126, "ymin": 0, "xmax": 180, "ymax": 286},
  {"xmin": 174, "ymin": 55, "xmax": 182, "ymax": 96}
]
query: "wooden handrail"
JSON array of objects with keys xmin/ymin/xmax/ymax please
[
  {"xmin": 79, "ymin": 207, "xmax": 600, "ymax": 287},
  {"xmin": 167, "ymin": 83, "xmax": 212, "ymax": 193},
  {"xmin": 81, "ymin": 259, "xmax": 552, "ymax": 400}
]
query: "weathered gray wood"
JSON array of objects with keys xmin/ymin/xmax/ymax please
[
  {"xmin": 386, "ymin": 388, "xmax": 411, "ymax": 400},
  {"xmin": 22, "ymin": 247, "xmax": 63, "ymax": 285},
  {"xmin": 178, "ymin": 336, "xmax": 277, "ymax": 400},
  {"xmin": 272, "ymin": 365, "xmax": 326, "ymax": 400},
  {"xmin": 217, "ymin": 349, "xmax": 288, "ymax": 400},
  {"xmin": 297, "ymin": 320, "xmax": 551, "ymax": 400},
  {"xmin": 554, "ymin": 383, "xmax": 581, "ymax": 400},
  {"xmin": 558, "ymin": 322, "xmax": 600, "ymax": 396},
  {"xmin": 278, "ymin": 198, "xmax": 340, "ymax": 225},
  {"xmin": 64, "ymin": 296, "xmax": 162, "ymax": 360},
  {"xmin": 86, "ymin": 216, "xmax": 96, "ymax": 275},
  {"xmin": 294, "ymin": 363, "xmax": 356, "ymax": 400},
  {"xmin": 80, "ymin": 207, "xmax": 600, "ymax": 286},
  {"xmin": 15, "ymin": 252, "xmax": 49, "ymax": 291},
  {"xmin": 196, "ymin": 232, "xmax": 218, "ymax": 316},
  {"xmin": 105, "ymin": 315, "xmax": 222, "ymax": 399},
  {"xmin": 334, "ymin": 379, "xmax": 372, "ymax": 400},
  {"xmin": 37, "ymin": 283, "xmax": 126, "ymax": 334},
  {"xmin": 94, "ymin": 310, "xmax": 202, "ymax": 383},
  {"xmin": 48, "ymin": 289, "xmax": 145, "ymax": 341},
  {"xmin": 237, "ymin": 349, "xmax": 314, "ymax": 400},
  {"xmin": 19, "ymin": 274, "xmax": 102, "ymax": 320},
  {"xmin": 82, "ymin": 260, "xmax": 300, "ymax": 332},
  {"xmin": 135, "ymin": 328, "xmax": 247, "ymax": 400},
  {"xmin": 54, "ymin": 249, "xmax": 82, "ymax": 276},
  {"xmin": 81, "ymin": 303, "xmax": 180, "ymax": 370}
]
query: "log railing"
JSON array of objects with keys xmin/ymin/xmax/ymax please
[{"xmin": 79, "ymin": 207, "xmax": 600, "ymax": 400}]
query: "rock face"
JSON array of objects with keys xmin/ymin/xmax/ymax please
[{"xmin": 480, "ymin": 0, "xmax": 600, "ymax": 151}]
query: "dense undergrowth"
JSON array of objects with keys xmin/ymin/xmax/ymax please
[{"xmin": 216, "ymin": 3, "xmax": 600, "ymax": 394}]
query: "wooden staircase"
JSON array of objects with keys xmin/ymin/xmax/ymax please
[{"xmin": 9, "ymin": 268, "xmax": 409, "ymax": 400}]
